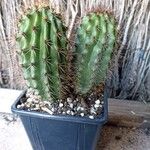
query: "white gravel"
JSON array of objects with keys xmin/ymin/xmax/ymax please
[{"xmin": 18, "ymin": 89, "xmax": 105, "ymax": 119}]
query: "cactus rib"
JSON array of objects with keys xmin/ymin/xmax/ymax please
[
  {"xmin": 17, "ymin": 7, "xmax": 67, "ymax": 101},
  {"xmin": 75, "ymin": 12, "xmax": 117, "ymax": 94}
]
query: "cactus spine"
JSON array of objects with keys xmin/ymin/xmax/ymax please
[
  {"xmin": 75, "ymin": 12, "xmax": 117, "ymax": 94},
  {"xmin": 17, "ymin": 7, "xmax": 67, "ymax": 101}
]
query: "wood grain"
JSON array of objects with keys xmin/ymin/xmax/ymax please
[{"xmin": 108, "ymin": 98, "xmax": 150, "ymax": 128}]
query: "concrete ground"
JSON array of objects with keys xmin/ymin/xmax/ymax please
[
  {"xmin": 98, "ymin": 126, "xmax": 150, "ymax": 150},
  {"xmin": 0, "ymin": 113, "xmax": 32, "ymax": 150},
  {"xmin": 0, "ymin": 113, "xmax": 150, "ymax": 150}
]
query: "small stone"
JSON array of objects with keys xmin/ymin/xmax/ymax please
[
  {"xmin": 26, "ymin": 90, "xmax": 34, "ymax": 97},
  {"xmin": 90, "ymin": 93, "xmax": 94, "ymax": 96},
  {"xmin": 17, "ymin": 105, "xmax": 22, "ymax": 109},
  {"xmin": 26, "ymin": 93, "xmax": 31, "ymax": 98},
  {"xmin": 59, "ymin": 103, "xmax": 63, "ymax": 108},
  {"xmin": 95, "ymin": 99, "xmax": 100, "ymax": 104},
  {"xmin": 26, "ymin": 102, "xmax": 31, "ymax": 108},
  {"xmin": 94, "ymin": 104, "xmax": 100, "ymax": 108},
  {"xmin": 64, "ymin": 101, "xmax": 68, "ymax": 105},
  {"xmin": 43, "ymin": 101, "xmax": 50, "ymax": 104},
  {"xmin": 35, "ymin": 104, "xmax": 40, "ymax": 109},
  {"xmin": 99, "ymin": 104, "xmax": 103, "ymax": 108},
  {"xmin": 39, "ymin": 101, "xmax": 43, "ymax": 105},
  {"xmin": 67, "ymin": 110, "xmax": 71, "ymax": 114},
  {"xmin": 42, "ymin": 107, "xmax": 53, "ymax": 115},
  {"xmin": 59, "ymin": 99, "xmax": 63, "ymax": 102},
  {"xmin": 80, "ymin": 107, "xmax": 84, "ymax": 111},
  {"xmin": 77, "ymin": 106, "xmax": 81, "ymax": 111},
  {"xmin": 39, "ymin": 102, "xmax": 45, "ymax": 108},
  {"xmin": 90, "ymin": 108, "xmax": 96, "ymax": 114},
  {"xmin": 21, "ymin": 103, "xmax": 25, "ymax": 107},
  {"xmin": 35, "ymin": 95, "xmax": 41, "ymax": 100},
  {"xmin": 51, "ymin": 107, "xmax": 55, "ymax": 112},
  {"xmin": 34, "ymin": 99, "xmax": 39, "ymax": 104},
  {"xmin": 69, "ymin": 103, "xmax": 74, "ymax": 109},
  {"xmin": 76, "ymin": 98, "xmax": 79, "ymax": 101},
  {"xmin": 62, "ymin": 111, "xmax": 66, "ymax": 115},
  {"xmin": 89, "ymin": 115, "xmax": 94, "ymax": 119},
  {"xmin": 80, "ymin": 113, "xmax": 84, "ymax": 117},
  {"xmin": 58, "ymin": 110, "xmax": 62, "ymax": 114},
  {"xmin": 67, "ymin": 97, "xmax": 72, "ymax": 103},
  {"xmin": 31, "ymin": 108, "xmax": 39, "ymax": 111},
  {"xmin": 70, "ymin": 111, "xmax": 75, "ymax": 116},
  {"xmin": 27, "ymin": 98, "xmax": 33, "ymax": 103}
]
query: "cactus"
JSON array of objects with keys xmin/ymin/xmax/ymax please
[
  {"xmin": 75, "ymin": 12, "xmax": 117, "ymax": 94},
  {"xmin": 17, "ymin": 7, "xmax": 67, "ymax": 101},
  {"xmin": 17, "ymin": 6, "xmax": 117, "ymax": 102}
]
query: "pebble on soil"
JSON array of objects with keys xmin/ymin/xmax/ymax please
[{"xmin": 17, "ymin": 89, "xmax": 105, "ymax": 119}]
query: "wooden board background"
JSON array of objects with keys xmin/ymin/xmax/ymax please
[{"xmin": 108, "ymin": 99, "xmax": 150, "ymax": 128}]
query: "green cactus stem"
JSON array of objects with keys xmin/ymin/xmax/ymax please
[
  {"xmin": 75, "ymin": 12, "xmax": 117, "ymax": 94},
  {"xmin": 17, "ymin": 7, "xmax": 67, "ymax": 101}
]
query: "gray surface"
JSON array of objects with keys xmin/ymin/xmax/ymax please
[
  {"xmin": 0, "ymin": 113, "xmax": 32, "ymax": 150},
  {"xmin": 0, "ymin": 88, "xmax": 22, "ymax": 113},
  {"xmin": 98, "ymin": 126, "xmax": 150, "ymax": 150}
]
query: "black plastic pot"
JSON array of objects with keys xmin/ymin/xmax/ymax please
[{"xmin": 11, "ymin": 90, "xmax": 108, "ymax": 150}]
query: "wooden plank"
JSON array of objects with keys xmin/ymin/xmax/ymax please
[{"xmin": 108, "ymin": 98, "xmax": 150, "ymax": 128}]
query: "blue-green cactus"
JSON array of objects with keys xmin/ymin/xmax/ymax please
[{"xmin": 75, "ymin": 12, "xmax": 117, "ymax": 94}]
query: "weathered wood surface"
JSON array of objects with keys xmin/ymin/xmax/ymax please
[{"xmin": 108, "ymin": 98, "xmax": 150, "ymax": 128}]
